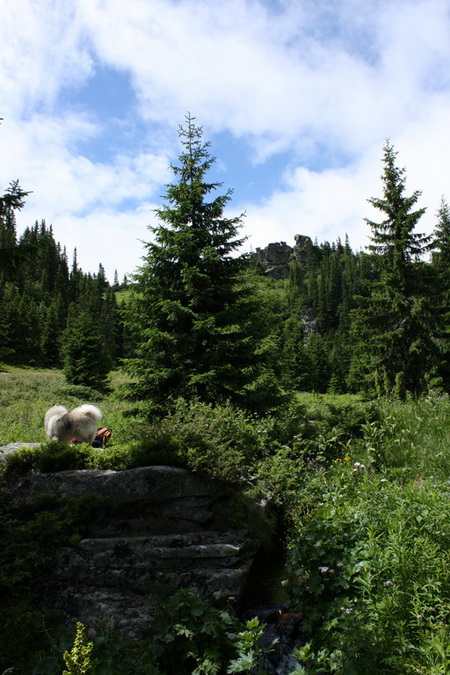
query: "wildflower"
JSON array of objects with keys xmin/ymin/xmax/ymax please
[
  {"xmin": 344, "ymin": 455, "xmax": 351, "ymax": 461},
  {"xmin": 380, "ymin": 478, "xmax": 388, "ymax": 483},
  {"xmin": 383, "ymin": 580, "xmax": 394, "ymax": 587},
  {"xmin": 337, "ymin": 562, "xmax": 344, "ymax": 568},
  {"xmin": 318, "ymin": 566, "xmax": 329, "ymax": 573},
  {"xmin": 226, "ymin": 632, "xmax": 237, "ymax": 641}
]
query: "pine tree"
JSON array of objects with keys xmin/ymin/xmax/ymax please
[
  {"xmin": 427, "ymin": 197, "xmax": 450, "ymax": 390},
  {"xmin": 432, "ymin": 197, "xmax": 450, "ymax": 275},
  {"xmin": 350, "ymin": 141, "xmax": 436, "ymax": 395},
  {"xmin": 366, "ymin": 141, "xmax": 431, "ymax": 288},
  {"xmin": 123, "ymin": 114, "xmax": 284, "ymax": 416}
]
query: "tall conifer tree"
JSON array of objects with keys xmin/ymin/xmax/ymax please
[
  {"xmin": 123, "ymin": 114, "xmax": 283, "ymax": 415},
  {"xmin": 350, "ymin": 141, "xmax": 436, "ymax": 395}
]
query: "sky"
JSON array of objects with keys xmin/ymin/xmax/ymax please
[{"xmin": 2, "ymin": 0, "xmax": 450, "ymax": 281}]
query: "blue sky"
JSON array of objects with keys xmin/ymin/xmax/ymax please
[{"xmin": 2, "ymin": 0, "xmax": 450, "ymax": 280}]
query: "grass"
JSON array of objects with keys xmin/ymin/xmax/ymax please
[{"xmin": 0, "ymin": 365, "xmax": 136, "ymax": 446}]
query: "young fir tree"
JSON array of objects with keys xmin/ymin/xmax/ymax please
[
  {"xmin": 350, "ymin": 141, "xmax": 436, "ymax": 395},
  {"xmin": 60, "ymin": 305, "xmax": 112, "ymax": 392},
  {"xmin": 123, "ymin": 114, "xmax": 283, "ymax": 416}
]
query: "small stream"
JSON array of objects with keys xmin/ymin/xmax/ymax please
[{"xmin": 240, "ymin": 535, "xmax": 305, "ymax": 674}]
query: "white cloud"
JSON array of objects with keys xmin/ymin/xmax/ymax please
[
  {"xmin": 49, "ymin": 205, "xmax": 158, "ymax": 281},
  {"xmin": 2, "ymin": 0, "xmax": 92, "ymax": 114},
  {"xmin": 1, "ymin": 112, "xmax": 169, "ymax": 278},
  {"xmin": 239, "ymin": 150, "xmax": 381, "ymax": 253},
  {"xmin": 2, "ymin": 0, "xmax": 450, "ymax": 279}
]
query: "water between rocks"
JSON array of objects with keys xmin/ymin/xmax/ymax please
[{"xmin": 240, "ymin": 535, "xmax": 305, "ymax": 675}]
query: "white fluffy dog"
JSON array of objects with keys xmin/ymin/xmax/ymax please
[{"xmin": 44, "ymin": 404, "xmax": 102, "ymax": 444}]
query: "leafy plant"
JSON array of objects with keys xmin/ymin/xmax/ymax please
[
  {"xmin": 285, "ymin": 459, "xmax": 450, "ymax": 673},
  {"xmin": 227, "ymin": 617, "xmax": 278, "ymax": 674},
  {"xmin": 62, "ymin": 623, "xmax": 97, "ymax": 675}
]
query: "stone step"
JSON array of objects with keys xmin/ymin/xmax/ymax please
[
  {"xmin": 89, "ymin": 496, "xmax": 217, "ymax": 537},
  {"xmin": 15, "ymin": 465, "xmax": 231, "ymax": 503},
  {"xmin": 55, "ymin": 531, "xmax": 256, "ymax": 582}
]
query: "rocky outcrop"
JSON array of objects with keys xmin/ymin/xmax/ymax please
[
  {"xmin": 11, "ymin": 465, "xmax": 265, "ymax": 637},
  {"xmin": 255, "ymin": 241, "xmax": 294, "ymax": 279},
  {"xmin": 300, "ymin": 307, "xmax": 321, "ymax": 338},
  {"xmin": 255, "ymin": 235, "xmax": 313, "ymax": 279},
  {"xmin": 293, "ymin": 234, "xmax": 313, "ymax": 267}
]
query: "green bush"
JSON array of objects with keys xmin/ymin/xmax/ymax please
[
  {"xmin": 286, "ymin": 461, "xmax": 450, "ymax": 673},
  {"xmin": 3, "ymin": 442, "xmax": 94, "ymax": 477},
  {"xmin": 136, "ymin": 398, "xmax": 273, "ymax": 481}
]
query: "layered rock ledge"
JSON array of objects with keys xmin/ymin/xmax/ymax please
[{"xmin": 10, "ymin": 464, "xmax": 264, "ymax": 637}]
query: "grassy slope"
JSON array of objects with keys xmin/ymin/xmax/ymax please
[{"xmin": 0, "ymin": 366, "xmax": 133, "ymax": 445}]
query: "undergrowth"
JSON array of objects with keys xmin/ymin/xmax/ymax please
[{"xmin": 2, "ymin": 369, "xmax": 450, "ymax": 672}]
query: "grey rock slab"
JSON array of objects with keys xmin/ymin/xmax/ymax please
[
  {"xmin": 14, "ymin": 465, "xmax": 231, "ymax": 503},
  {"xmin": 0, "ymin": 442, "xmax": 41, "ymax": 460}
]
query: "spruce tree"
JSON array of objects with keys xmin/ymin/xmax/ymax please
[
  {"xmin": 350, "ymin": 141, "xmax": 436, "ymax": 395},
  {"xmin": 428, "ymin": 198, "xmax": 450, "ymax": 390},
  {"xmin": 123, "ymin": 114, "xmax": 283, "ymax": 416},
  {"xmin": 0, "ymin": 179, "xmax": 30, "ymax": 285},
  {"xmin": 60, "ymin": 306, "xmax": 112, "ymax": 391},
  {"xmin": 366, "ymin": 141, "xmax": 430, "ymax": 287},
  {"xmin": 432, "ymin": 197, "xmax": 450, "ymax": 275}
]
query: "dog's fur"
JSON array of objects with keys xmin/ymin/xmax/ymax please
[{"xmin": 44, "ymin": 404, "xmax": 102, "ymax": 444}]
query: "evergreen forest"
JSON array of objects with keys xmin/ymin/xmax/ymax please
[{"xmin": 1, "ymin": 124, "xmax": 450, "ymax": 402}]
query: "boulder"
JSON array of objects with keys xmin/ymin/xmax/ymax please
[{"xmin": 0, "ymin": 442, "xmax": 41, "ymax": 460}]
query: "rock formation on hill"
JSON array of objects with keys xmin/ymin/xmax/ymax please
[{"xmin": 255, "ymin": 234, "xmax": 313, "ymax": 279}]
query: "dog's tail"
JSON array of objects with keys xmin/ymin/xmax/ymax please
[{"xmin": 78, "ymin": 404, "xmax": 102, "ymax": 421}]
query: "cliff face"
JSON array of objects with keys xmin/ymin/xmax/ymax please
[{"xmin": 11, "ymin": 465, "xmax": 265, "ymax": 638}]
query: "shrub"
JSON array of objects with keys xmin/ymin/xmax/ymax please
[
  {"xmin": 136, "ymin": 398, "xmax": 273, "ymax": 482},
  {"xmin": 286, "ymin": 461, "xmax": 450, "ymax": 673},
  {"xmin": 3, "ymin": 442, "xmax": 94, "ymax": 477}
]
